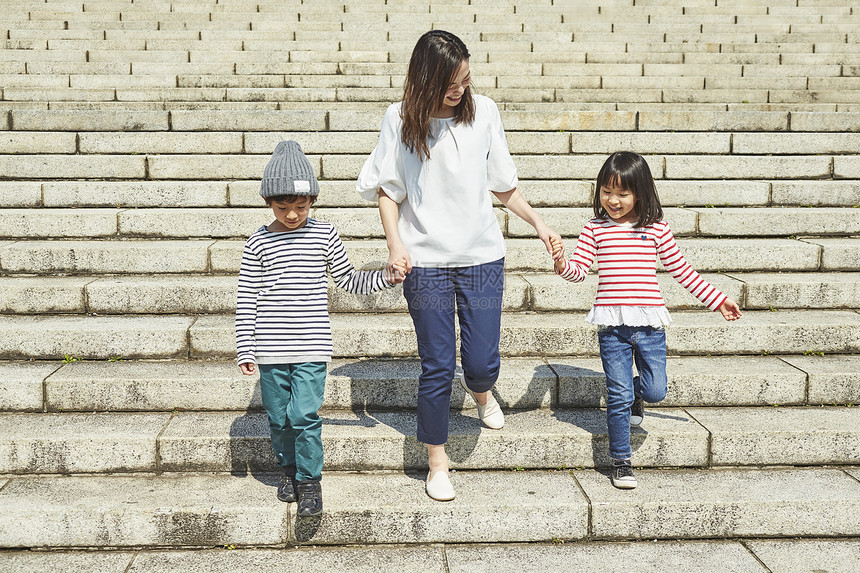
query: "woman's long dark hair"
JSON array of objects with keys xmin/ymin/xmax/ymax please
[
  {"xmin": 594, "ymin": 151, "xmax": 663, "ymax": 227},
  {"xmin": 401, "ymin": 30, "xmax": 475, "ymax": 161}
]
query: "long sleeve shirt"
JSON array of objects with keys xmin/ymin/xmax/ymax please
[
  {"xmin": 556, "ymin": 218, "xmax": 726, "ymax": 323},
  {"xmin": 235, "ymin": 219, "xmax": 393, "ymax": 365}
]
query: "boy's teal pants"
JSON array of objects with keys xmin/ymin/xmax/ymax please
[{"xmin": 258, "ymin": 362, "xmax": 326, "ymax": 482}]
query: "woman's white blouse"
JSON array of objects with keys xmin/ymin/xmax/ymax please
[{"xmin": 356, "ymin": 94, "xmax": 518, "ymax": 267}]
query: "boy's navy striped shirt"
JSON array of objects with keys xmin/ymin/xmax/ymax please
[{"xmin": 235, "ymin": 218, "xmax": 393, "ymax": 364}]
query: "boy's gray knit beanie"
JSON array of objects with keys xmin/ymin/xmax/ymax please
[{"xmin": 260, "ymin": 140, "xmax": 320, "ymax": 198}]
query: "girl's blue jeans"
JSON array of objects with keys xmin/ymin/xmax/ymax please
[
  {"xmin": 259, "ymin": 362, "xmax": 327, "ymax": 482},
  {"xmin": 597, "ymin": 325, "xmax": 668, "ymax": 460},
  {"xmin": 402, "ymin": 258, "xmax": 504, "ymax": 446}
]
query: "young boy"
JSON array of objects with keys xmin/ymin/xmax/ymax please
[{"xmin": 236, "ymin": 140, "xmax": 406, "ymax": 516}]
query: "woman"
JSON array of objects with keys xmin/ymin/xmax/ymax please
[{"xmin": 357, "ymin": 30, "xmax": 560, "ymax": 501}]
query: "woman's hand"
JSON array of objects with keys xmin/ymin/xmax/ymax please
[
  {"xmin": 550, "ymin": 237, "xmax": 566, "ymax": 273},
  {"xmin": 718, "ymin": 299, "xmax": 742, "ymax": 321},
  {"xmin": 377, "ymin": 189, "xmax": 411, "ymax": 280},
  {"xmin": 492, "ymin": 188, "xmax": 561, "ymax": 259},
  {"xmin": 387, "ymin": 243, "xmax": 412, "ymax": 281},
  {"xmin": 385, "ymin": 256, "xmax": 409, "ymax": 284},
  {"xmin": 537, "ymin": 222, "xmax": 562, "ymax": 259},
  {"xmin": 239, "ymin": 362, "xmax": 256, "ymax": 375}
]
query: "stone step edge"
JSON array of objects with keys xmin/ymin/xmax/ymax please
[
  {"xmin": 8, "ymin": 354, "xmax": 856, "ymax": 413},
  {"xmin": 2, "ymin": 271, "xmax": 860, "ymax": 315},
  {"xmin": 1, "ymin": 310, "xmax": 858, "ymax": 360},
  {"xmin": 1, "ymin": 405, "xmax": 858, "ymax": 474},
  {"xmin": 1, "ymin": 538, "xmax": 859, "ymax": 572},
  {"xmin": 1, "ymin": 467, "xmax": 858, "ymax": 547}
]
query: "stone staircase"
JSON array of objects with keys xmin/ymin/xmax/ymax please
[{"xmin": 1, "ymin": 0, "xmax": 859, "ymax": 569}]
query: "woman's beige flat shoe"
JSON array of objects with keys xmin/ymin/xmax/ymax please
[
  {"xmin": 425, "ymin": 470, "xmax": 456, "ymax": 501},
  {"xmin": 460, "ymin": 378, "xmax": 505, "ymax": 429}
]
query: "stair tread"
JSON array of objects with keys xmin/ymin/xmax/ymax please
[
  {"xmin": 2, "ymin": 354, "xmax": 856, "ymax": 412},
  {"xmin": 0, "ymin": 310, "xmax": 857, "ymax": 359},
  {"xmin": 1, "ymin": 271, "xmax": 859, "ymax": 314},
  {"xmin": 3, "ymin": 539, "xmax": 858, "ymax": 573},
  {"xmin": 1, "ymin": 468, "xmax": 859, "ymax": 547},
  {"xmin": 2, "ymin": 406, "xmax": 858, "ymax": 473}
]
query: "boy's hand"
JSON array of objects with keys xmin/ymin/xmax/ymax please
[
  {"xmin": 385, "ymin": 257, "xmax": 408, "ymax": 284},
  {"xmin": 239, "ymin": 362, "xmax": 256, "ymax": 375},
  {"xmin": 718, "ymin": 299, "xmax": 742, "ymax": 321}
]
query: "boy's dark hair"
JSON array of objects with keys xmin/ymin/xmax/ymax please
[
  {"xmin": 401, "ymin": 30, "xmax": 475, "ymax": 161},
  {"xmin": 264, "ymin": 194, "xmax": 318, "ymax": 205},
  {"xmin": 593, "ymin": 151, "xmax": 663, "ymax": 228}
]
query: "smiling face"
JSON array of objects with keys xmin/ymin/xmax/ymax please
[
  {"xmin": 267, "ymin": 195, "xmax": 312, "ymax": 232},
  {"xmin": 599, "ymin": 179, "xmax": 638, "ymax": 224},
  {"xmin": 437, "ymin": 58, "xmax": 470, "ymax": 117}
]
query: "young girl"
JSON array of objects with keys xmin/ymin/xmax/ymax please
[
  {"xmin": 357, "ymin": 30, "xmax": 560, "ymax": 501},
  {"xmin": 551, "ymin": 151, "xmax": 741, "ymax": 489}
]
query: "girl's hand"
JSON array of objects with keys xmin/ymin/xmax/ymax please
[
  {"xmin": 239, "ymin": 362, "xmax": 256, "ymax": 375},
  {"xmin": 549, "ymin": 237, "xmax": 565, "ymax": 261},
  {"xmin": 550, "ymin": 237, "xmax": 566, "ymax": 273},
  {"xmin": 537, "ymin": 223, "xmax": 562, "ymax": 259},
  {"xmin": 718, "ymin": 299, "xmax": 742, "ymax": 321}
]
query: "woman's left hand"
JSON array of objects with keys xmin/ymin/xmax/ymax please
[
  {"xmin": 491, "ymin": 188, "xmax": 560, "ymax": 259},
  {"xmin": 536, "ymin": 223, "xmax": 562, "ymax": 258}
]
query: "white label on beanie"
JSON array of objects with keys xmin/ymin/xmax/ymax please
[{"xmin": 294, "ymin": 180, "xmax": 311, "ymax": 194}]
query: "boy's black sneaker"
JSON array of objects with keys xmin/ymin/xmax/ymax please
[
  {"xmin": 277, "ymin": 469, "xmax": 297, "ymax": 503},
  {"xmin": 630, "ymin": 396, "xmax": 644, "ymax": 426},
  {"xmin": 611, "ymin": 459, "xmax": 638, "ymax": 489},
  {"xmin": 296, "ymin": 480, "xmax": 323, "ymax": 517}
]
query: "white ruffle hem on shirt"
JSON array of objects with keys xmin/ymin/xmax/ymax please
[{"xmin": 587, "ymin": 305, "xmax": 673, "ymax": 328}]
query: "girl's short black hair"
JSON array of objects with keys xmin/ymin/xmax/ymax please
[
  {"xmin": 593, "ymin": 151, "xmax": 663, "ymax": 228},
  {"xmin": 264, "ymin": 194, "xmax": 317, "ymax": 205}
]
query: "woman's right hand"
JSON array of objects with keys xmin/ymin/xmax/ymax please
[
  {"xmin": 377, "ymin": 189, "xmax": 411, "ymax": 278},
  {"xmin": 387, "ymin": 243, "xmax": 412, "ymax": 278}
]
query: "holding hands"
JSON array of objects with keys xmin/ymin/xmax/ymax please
[
  {"xmin": 385, "ymin": 256, "xmax": 410, "ymax": 284},
  {"xmin": 535, "ymin": 222, "xmax": 562, "ymax": 260},
  {"xmin": 550, "ymin": 237, "xmax": 566, "ymax": 273}
]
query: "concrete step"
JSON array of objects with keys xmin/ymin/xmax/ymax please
[
  {"xmin": 2, "ymin": 81, "xmax": 858, "ymax": 104},
  {"xmin": 153, "ymin": 310, "xmax": 860, "ymax": 359},
  {"xmin": 686, "ymin": 406, "xmax": 860, "ymax": 466},
  {"xmin": 3, "ymin": 237, "xmax": 850, "ymax": 275},
  {"xmin": 0, "ymin": 310, "xmax": 856, "ymax": 360},
  {"xmin": 6, "ymin": 179, "xmax": 858, "ymax": 209},
  {"xmin": 5, "ymin": 355, "xmax": 857, "ymax": 413},
  {"xmin": 8, "ymin": 404, "xmax": 860, "ymax": 474},
  {"xmin": 528, "ymin": 271, "xmax": 860, "ymax": 311},
  {"xmin": 1, "ymin": 272, "xmax": 858, "ymax": 315},
  {"xmin": 513, "ymin": 207, "xmax": 860, "ymax": 238},
  {"xmin": 8, "ymin": 107, "xmax": 859, "ymax": 132},
  {"xmin": 0, "ymin": 150, "xmax": 854, "ymax": 181},
  {"xmin": 1, "ymin": 468, "xmax": 858, "ymax": 547},
  {"xmin": 3, "ymin": 130, "xmax": 853, "ymax": 157},
  {"xmin": 2, "ymin": 539, "xmax": 859, "ymax": 573},
  {"xmin": 0, "ymin": 205, "xmax": 857, "ymax": 239}
]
